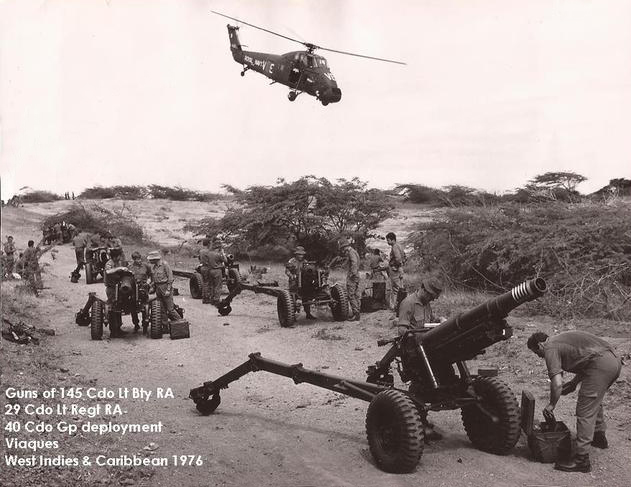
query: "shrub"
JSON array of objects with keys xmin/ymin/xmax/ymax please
[
  {"xmin": 19, "ymin": 191, "xmax": 62, "ymax": 203},
  {"xmin": 407, "ymin": 201, "xmax": 631, "ymax": 320},
  {"xmin": 41, "ymin": 203, "xmax": 146, "ymax": 243}
]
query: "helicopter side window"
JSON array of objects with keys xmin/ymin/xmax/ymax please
[{"xmin": 306, "ymin": 55, "xmax": 316, "ymax": 68}]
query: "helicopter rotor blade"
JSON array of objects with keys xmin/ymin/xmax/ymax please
[
  {"xmin": 212, "ymin": 10, "xmax": 307, "ymax": 48},
  {"xmin": 317, "ymin": 46, "xmax": 406, "ymax": 65}
]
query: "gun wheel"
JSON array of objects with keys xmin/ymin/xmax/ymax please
[
  {"xmin": 90, "ymin": 300, "xmax": 104, "ymax": 340},
  {"xmin": 461, "ymin": 377, "xmax": 520, "ymax": 455},
  {"xmin": 277, "ymin": 290, "xmax": 296, "ymax": 327},
  {"xmin": 330, "ymin": 283, "xmax": 349, "ymax": 321},
  {"xmin": 218, "ymin": 303, "xmax": 232, "ymax": 316},
  {"xmin": 85, "ymin": 263, "xmax": 94, "ymax": 284},
  {"xmin": 226, "ymin": 268, "xmax": 241, "ymax": 293},
  {"xmin": 196, "ymin": 394, "xmax": 221, "ymax": 415},
  {"xmin": 149, "ymin": 300, "xmax": 164, "ymax": 339},
  {"xmin": 366, "ymin": 389, "xmax": 424, "ymax": 473},
  {"xmin": 190, "ymin": 272, "xmax": 204, "ymax": 299}
]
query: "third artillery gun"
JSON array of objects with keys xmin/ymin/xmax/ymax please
[{"xmin": 190, "ymin": 278, "xmax": 548, "ymax": 473}]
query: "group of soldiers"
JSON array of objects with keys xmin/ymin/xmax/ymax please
[
  {"xmin": 43, "ymin": 221, "xmax": 77, "ymax": 245},
  {"xmin": 1, "ymin": 235, "xmax": 52, "ymax": 295}
]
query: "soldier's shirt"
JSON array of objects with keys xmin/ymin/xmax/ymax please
[
  {"xmin": 200, "ymin": 248, "xmax": 226, "ymax": 269},
  {"xmin": 129, "ymin": 261, "xmax": 152, "ymax": 284},
  {"xmin": 543, "ymin": 331, "xmax": 616, "ymax": 379},
  {"xmin": 389, "ymin": 242, "xmax": 405, "ymax": 269},
  {"xmin": 151, "ymin": 261, "xmax": 174, "ymax": 284},
  {"xmin": 73, "ymin": 232, "xmax": 90, "ymax": 249},
  {"xmin": 285, "ymin": 257, "xmax": 304, "ymax": 277},
  {"xmin": 346, "ymin": 247, "xmax": 360, "ymax": 279},
  {"xmin": 366, "ymin": 253, "xmax": 384, "ymax": 271},
  {"xmin": 398, "ymin": 292, "xmax": 434, "ymax": 329},
  {"xmin": 104, "ymin": 257, "xmax": 126, "ymax": 272},
  {"xmin": 23, "ymin": 247, "xmax": 41, "ymax": 268},
  {"xmin": 3, "ymin": 242, "xmax": 16, "ymax": 255}
]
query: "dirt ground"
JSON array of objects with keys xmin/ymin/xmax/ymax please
[{"xmin": 1, "ymin": 202, "xmax": 630, "ymax": 487}]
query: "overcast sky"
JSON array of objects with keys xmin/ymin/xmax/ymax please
[{"xmin": 1, "ymin": 0, "xmax": 630, "ymax": 199}]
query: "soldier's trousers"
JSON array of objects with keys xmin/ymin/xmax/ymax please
[
  {"xmin": 5, "ymin": 254, "xmax": 15, "ymax": 274},
  {"xmin": 74, "ymin": 248, "xmax": 85, "ymax": 274},
  {"xmin": 156, "ymin": 283, "xmax": 180, "ymax": 321},
  {"xmin": 25, "ymin": 266, "xmax": 43, "ymax": 291},
  {"xmin": 575, "ymin": 350, "xmax": 622, "ymax": 455},
  {"xmin": 347, "ymin": 275, "xmax": 361, "ymax": 316},
  {"xmin": 388, "ymin": 268, "xmax": 404, "ymax": 310}
]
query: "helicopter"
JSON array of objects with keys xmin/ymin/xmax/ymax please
[{"xmin": 212, "ymin": 11, "xmax": 406, "ymax": 106}]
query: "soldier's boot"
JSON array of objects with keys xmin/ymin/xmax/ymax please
[
  {"xmin": 348, "ymin": 312, "xmax": 361, "ymax": 321},
  {"xmin": 591, "ymin": 431, "xmax": 608, "ymax": 449},
  {"xmin": 70, "ymin": 270, "xmax": 80, "ymax": 283},
  {"xmin": 554, "ymin": 453, "xmax": 591, "ymax": 473},
  {"xmin": 305, "ymin": 313, "xmax": 317, "ymax": 320},
  {"xmin": 131, "ymin": 314, "xmax": 140, "ymax": 333}
]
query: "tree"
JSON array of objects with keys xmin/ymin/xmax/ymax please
[
  {"xmin": 526, "ymin": 172, "xmax": 587, "ymax": 202},
  {"xmin": 186, "ymin": 176, "xmax": 394, "ymax": 261}
]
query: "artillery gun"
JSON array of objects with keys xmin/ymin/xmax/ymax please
[
  {"xmin": 75, "ymin": 267, "xmax": 184, "ymax": 339},
  {"xmin": 173, "ymin": 254, "xmax": 242, "ymax": 300},
  {"xmin": 83, "ymin": 246, "xmax": 109, "ymax": 284},
  {"xmin": 189, "ymin": 278, "xmax": 547, "ymax": 473},
  {"xmin": 214, "ymin": 260, "xmax": 349, "ymax": 326}
]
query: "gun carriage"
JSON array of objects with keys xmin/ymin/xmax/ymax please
[
  {"xmin": 83, "ymin": 246, "xmax": 109, "ymax": 284},
  {"xmin": 190, "ymin": 278, "xmax": 547, "ymax": 473}
]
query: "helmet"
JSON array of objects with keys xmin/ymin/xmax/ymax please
[
  {"xmin": 131, "ymin": 251, "xmax": 142, "ymax": 260},
  {"xmin": 294, "ymin": 246, "xmax": 306, "ymax": 255},
  {"xmin": 421, "ymin": 278, "xmax": 443, "ymax": 298},
  {"xmin": 147, "ymin": 251, "xmax": 161, "ymax": 261}
]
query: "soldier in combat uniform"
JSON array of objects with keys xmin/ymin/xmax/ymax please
[
  {"xmin": 147, "ymin": 250, "xmax": 181, "ymax": 323},
  {"xmin": 386, "ymin": 232, "xmax": 406, "ymax": 314},
  {"xmin": 285, "ymin": 246, "xmax": 316, "ymax": 320},
  {"xmin": 129, "ymin": 251, "xmax": 152, "ymax": 332},
  {"xmin": 199, "ymin": 238, "xmax": 227, "ymax": 305},
  {"xmin": 339, "ymin": 238, "xmax": 361, "ymax": 321},
  {"xmin": 3, "ymin": 236, "xmax": 16, "ymax": 277}
]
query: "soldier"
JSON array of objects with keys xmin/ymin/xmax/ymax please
[
  {"xmin": 366, "ymin": 248, "xmax": 387, "ymax": 281},
  {"xmin": 107, "ymin": 234, "xmax": 127, "ymax": 263},
  {"xmin": 147, "ymin": 251, "xmax": 181, "ymax": 322},
  {"xmin": 22, "ymin": 240, "xmax": 49, "ymax": 295},
  {"xmin": 527, "ymin": 331, "xmax": 622, "ymax": 473},
  {"xmin": 199, "ymin": 238, "xmax": 227, "ymax": 305},
  {"xmin": 53, "ymin": 222, "xmax": 63, "ymax": 244},
  {"xmin": 103, "ymin": 246, "xmax": 128, "ymax": 337},
  {"xmin": 14, "ymin": 252, "xmax": 25, "ymax": 278},
  {"xmin": 386, "ymin": 232, "xmax": 406, "ymax": 314},
  {"xmin": 3, "ymin": 236, "xmax": 16, "ymax": 277},
  {"xmin": 70, "ymin": 230, "xmax": 90, "ymax": 282},
  {"xmin": 285, "ymin": 246, "xmax": 316, "ymax": 320},
  {"xmin": 129, "ymin": 251, "xmax": 152, "ymax": 332},
  {"xmin": 396, "ymin": 278, "xmax": 442, "ymax": 336},
  {"xmin": 66, "ymin": 222, "xmax": 78, "ymax": 239},
  {"xmin": 339, "ymin": 238, "xmax": 361, "ymax": 321}
]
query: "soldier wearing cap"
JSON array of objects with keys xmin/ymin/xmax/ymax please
[
  {"xmin": 129, "ymin": 251, "xmax": 152, "ymax": 331},
  {"xmin": 339, "ymin": 238, "xmax": 361, "ymax": 321},
  {"xmin": 199, "ymin": 238, "xmax": 227, "ymax": 305},
  {"xmin": 147, "ymin": 250, "xmax": 181, "ymax": 322},
  {"xmin": 3, "ymin": 236, "xmax": 16, "ymax": 277},
  {"xmin": 397, "ymin": 278, "xmax": 443, "ymax": 336},
  {"xmin": 285, "ymin": 246, "xmax": 316, "ymax": 320}
]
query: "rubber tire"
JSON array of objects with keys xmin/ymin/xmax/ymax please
[
  {"xmin": 196, "ymin": 394, "xmax": 221, "ymax": 416},
  {"xmin": 461, "ymin": 377, "xmax": 521, "ymax": 455},
  {"xmin": 218, "ymin": 304, "xmax": 232, "ymax": 316},
  {"xmin": 226, "ymin": 268, "xmax": 241, "ymax": 293},
  {"xmin": 190, "ymin": 272, "xmax": 203, "ymax": 299},
  {"xmin": 330, "ymin": 283, "xmax": 350, "ymax": 321},
  {"xmin": 277, "ymin": 290, "xmax": 296, "ymax": 327},
  {"xmin": 366, "ymin": 389, "xmax": 424, "ymax": 473},
  {"xmin": 150, "ymin": 300, "xmax": 164, "ymax": 339},
  {"xmin": 90, "ymin": 301, "xmax": 104, "ymax": 340},
  {"xmin": 85, "ymin": 263, "xmax": 94, "ymax": 285}
]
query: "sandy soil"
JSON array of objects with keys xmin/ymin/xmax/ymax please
[{"xmin": 1, "ymin": 203, "xmax": 630, "ymax": 487}]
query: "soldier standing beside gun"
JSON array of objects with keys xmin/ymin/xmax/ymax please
[
  {"xmin": 386, "ymin": 232, "xmax": 406, "ymax": 314},
  {"xmin": 3, "ymin": 236, "xmax": 16, "ymax": 277},
  {"xmin": 339, "ymin": 238, "xmax": 361, "ymax": 321},
  {"xmin": 147, "ymin": 251, "xmax": 181, "ymax": 322},
  {"xmin": 70, "ymin": 230, "xmax": 90, "ymax": 282},
  {"xmin": 129, "ymin": 251, "xmax": 152, "ymax": 332},
  {"xmin": 527, "ymin": 331, "xmax": 622, "ymax": 473},
  {"xmin": 199, "ymin": 238, "xmax": 227, "ymax": 305},
  {"xmin": 285, "ymin": 246, "xmax": 316, "ymax": 320},
  {"xmin": 22, "ymin": 239, "xmax": 51, "ymax": 295},
  {"xmin": 104, "ymin": 246, "xmax": 127, "ymax": 337},
  {"xmin": 396, "ymin": 278, "xmax": 442, "ymax": 336}
]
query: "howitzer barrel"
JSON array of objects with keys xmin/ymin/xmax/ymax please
[{"xmin": 420, "ymin": 278, "xmax": 547, "ymax": 355}]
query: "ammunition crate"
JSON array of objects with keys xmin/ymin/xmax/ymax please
[{"xmin": 169, "ymin": 320, "xmax": 190, "ymax": 340}]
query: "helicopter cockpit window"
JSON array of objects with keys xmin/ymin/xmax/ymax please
[{"xmin": 306, "ymin": 55, "xmax": 316, "ymax": 68}]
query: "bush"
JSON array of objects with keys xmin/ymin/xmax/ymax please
[
  {"xmin": 41, "ymin": 203, "xmax": 146, "ymax": 243},
  {"xmin": 19, "ymin": 191, "xmax": 62, "ymax": 203},
  {"xmin": 407, "ymin": 201, "xmax": 631, "ymax": 320},
  {"xmin": 78, "ymin": 185, "xmax": 220, "ymax": 201}
]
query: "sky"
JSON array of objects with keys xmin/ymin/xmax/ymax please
[{"xmin": 1, "ymin": 0, "xmax": 630, "ymax": 199}]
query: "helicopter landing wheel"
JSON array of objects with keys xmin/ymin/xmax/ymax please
[
  {"xmin": 288, "ymin": 91, "xmax": 298, "ymax": 102},
  {"xmin": 321, "ymin": 100, "xmax": 329, "ymax": 106},
  {"xmin": 240, "ymin": 71, "xmax": 246, "ymax": 77}
]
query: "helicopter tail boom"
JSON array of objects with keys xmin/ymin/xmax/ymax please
[{"xmin": 227, "ymin": 25, "xmax": 243, "ymax": 62}]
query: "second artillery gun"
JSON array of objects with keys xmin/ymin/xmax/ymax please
[
  {"xmin": 190, "ymin": 278, "xmax": 547, "ymax": 473},
  {"xmin": 215, "ymin": 260, "xmax": 349, "ymax": 326}
]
